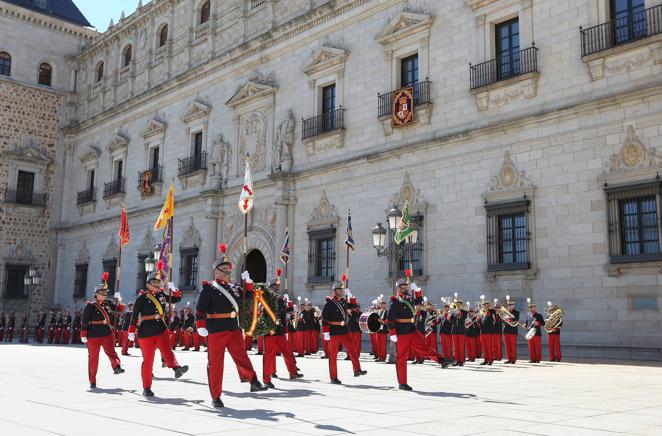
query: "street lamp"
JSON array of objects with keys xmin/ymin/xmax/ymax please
[
  {"xmin": 23, "ymin": 266, "xmax": 41, "ymax": 342},
  {"xmin": 387, "ymin": 205, "xmax": 401, "ymax": 231},
  {"xmin": 371, "ymin": 222, "xmax": 387, "ymax": 256}
]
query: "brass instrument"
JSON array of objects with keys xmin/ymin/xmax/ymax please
[
  {"xmin": 544, "ymin": 303, "xmax": 564, "ymax": 333},
  {"xmin": 496, "ymin": 305, "xmax": 518, "ymax": 328}
]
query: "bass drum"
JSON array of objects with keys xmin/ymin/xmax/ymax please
[{"xmin": 359, "ymin": 311, "xmax": 381, "ymax": 333}]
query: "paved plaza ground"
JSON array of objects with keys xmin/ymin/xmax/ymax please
[{"xmin": 0, "ymin": 343, "xmax": 661, "ymax": 436}]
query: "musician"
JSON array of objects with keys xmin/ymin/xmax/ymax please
[
  {"xmin": 503, "ymin": 299, "xmax": 520, "ymax": 364},
  {"xmin": 195, "ymin": 249, "xmax": 268, "ymax": 409},
  {"xmin": 346, "ymin": 293, "xmax": 362, "ymax": 358},
  {"xmin": 286, "ymin": 300, "xmax": 297, "ymax": 351},
  {"xmin": 321, "ymin": 281, "xmax": 367, "ymax": 384},
  {"xmin": 72, "ymin": 309, "xmax": 82, "ymax": 344},
  {"xmin": 439, "ymin": 304, "xmax": 453, "ymax": 361},
  {"xmin": 424, "ymin": 303, "xmax": 439, "ymax": 355},
  {"xmin": 54, "ymin": 310, "xmax": 63, "ymax": 344},
  {"xmin": 169, "ymin": 307, "xmax": 182, "ymax": 350},
  {"xmin": 19, "ymin": 314, "xmax": 28, "ymax": 343},
  {"xmin": 35, "ymin": 310, "xmax": 45, "ymax": 343},
  {"xmin": 47, "ymin": 310, "xmax": 56, "ymax": 343},
  {"xmin": 120, "ymin": 303, "xmax": 134, "ymax": 356},
  {"xmin": 182, "ymin": 307, "xmax": 195, "ymax": 351},
  {"xmin": 525, "ymin": 301, "xmax": 544, "ymax": 363},
  {"xmin": 81, "ymin": 283, "xmax": 126, "ymax": 388},
  {"xmin": 62, "ymin": 307, "xmax": 72, "ymax": 344},
  {"xmin": 412, "ymin": 293, "xmax": 427, "ymax": 363},
  {"xmin": 546, "ymin": 304, "xmax": 562, "ymax": 362},
  {"xmin": 295, "ymin": 301, "xmax": 306, "ymax": 357},
  {"xmin": 128, "ymin": 272, "xmax": 189, "ymax": 396},
  {"xmin": 303, "ymin": 302, "xmax": 316, "ymax": 355},
  {"xmin": 450, "ymin": 300, "xmax": 467, "ymax": 366},
  {"xmin": 6, "ymin": 311, "xmax": 15, "ymax": 342},
  {"xmin": 262, "ymin": 275, "xmax": 303, "ymax": 388},
  {"xmin": 479, "ymin": 300, "xmax": 496, "ymax": 365},
  {"xmin": 388, "ymin": 279, "xmax": 449, "ymax": 391},
  {"xmin": 375, "ymin": 300, "xmax": 389, "ymax": 362},
  {"xmin": 465, "ymin": 307, "xmax": 480, "ymax": 362},
  {"xmin": 493, "ymin": 307, "xmax": 503, "ymax": 361}
]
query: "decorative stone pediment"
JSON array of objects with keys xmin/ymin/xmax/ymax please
[
  {"xmin": 376, "ymin": 11, "xmax": 435, "ymax": 46},
  {"xmin": 601, "ymin": 126, "xmax": 662, "ymax": 185},
  {"xmin": 138, "ymin": 231, "xmax": 156, "ymax": 254},
  {"xmin": 583, "ymin": 36, "xmax": 662, "ymax": 81},
  {"xmin": 106, "ymin": 132, "xmax": 129, "ymax": 154},
  {"xmin": 79, "ymin": 144, "xmax": 101, "ymax": 164},
  {"xmin": 2, "ymin": 138, "xmax": 52, "ymax": 165},
  {"xmin": 77, "ymin": 241, "xmax": 90, "ymax": 264},
  {"xmin": 103, "ymin": 236, "xmax": 118, "ymax": 260},
  {"xmin": 182, "ymin": 99, "xmax": 211, "ymax": 124},
  {"xmin": 464, "ymin": 0, "xmax": 500, "ymax": 11},
  {"xmin": 141, "ymin": 116, "xmax": 167, "ymax": 139},
  {"xmin": 486, "ymin": 151, "xmax": 533, "ymax": 193},
  {"xmin": 225, "ymin": 81, "xmax": 278, "ymax": 109},
  {"xmin": 302, "ymin": 46, "xmax": 349, "ymax": 77},
  {"xmin": 180, "ymin": 217, "xmax": 201, "ymax": 249},
  {"xmin": 309, "ymin": 190, "xmax": 339, "ymax": 226},
  {"xmin": 3, "ymin": 240, "xmax": 35, "ymax": 262},
  {"xmin": 471, "ymin": 72, "xmax": 540, "ymax": 111},
  {"xmin": 390, "ymin": 172, "xmax": 426, "ymax": 210}
]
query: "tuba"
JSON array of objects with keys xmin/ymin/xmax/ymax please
[
  {"xmin": 496, "ymin": 305, "xmax": 518, "ymax": 327},
  {"xmin": 544, "ymin": 305, "xmax": 564, "ymax": 333}
]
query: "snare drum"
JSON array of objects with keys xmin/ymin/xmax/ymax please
[{"xmin": 358, "ymin": 311, "xmax": 381, "ymax": 333}]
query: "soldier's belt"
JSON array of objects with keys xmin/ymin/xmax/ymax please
[
  {"xmin": 327, "ymin": 321, "xmax": 345, "ymax": 326},
  {"xmin": 207, "ymin": 312, "xmax": 237, "ymax": 319},
  {"xmin": 142, "ymin": 315, "xmax": 162, "ymax": 321},
  {"xmin": 89, "ymin": 320, "xmax": 109, "ymax": 325},
  {"xmin": 395, "ymin": 318, "xmax": 415, "ymax": 323}
]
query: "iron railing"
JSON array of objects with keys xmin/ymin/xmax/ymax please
[
  {"xmin": 581, "ymin": 4, "xmax": 662, "ymax": 56},
  {"xmin": 178, "ymin": 152, "xmax": 207, "ymax": 176},
  {"xmin": 76, "ymin": 188, "xmax": 95, "ymax": 205},
  {"xmin": 470, "ymin": 46, "xmax": 538, "ymax": 90},
  {"xmin": 4, "ymin": 190, "xmax": 47, "ymax": 206},
  {"xmin": 137, "ymin": 166, "xmax": 163, "ymax": 188},
  {"xmin": 302, "ymin": 108, "xmax": 345, "ymax": 140},
  {"xmin": 103, "ymin": 178, "xmax": 125, "ymax": 198},
  {"xmin": 378, "ymin": 80, "xmax": 432, "ymax": 118}
]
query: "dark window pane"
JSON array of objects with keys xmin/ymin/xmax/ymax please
[
  {"xmin": 194, "ymin": 132, "xmax": 203, "ymax": 155},
  {"xmin": 0, "ymin": 52, "xmax": 11, "ymax": 76},
  {"xmin": 400, "ymin": 54, "xmax": 419, "ymax": 88},
  {"xmin": 200, "ymin": 1, "xmax": 210, "ymax": 23},
  {"xmin": 620, "ymin": 195, "xmax": 660, "ymax": 256},
  {"xmin": 159, "ymin": 25, "xmax": 168, "ymax": 47},
  {"xmin": 16, "ymin": 171, "xmax": 35, "ymax": 204},
  {"xmin": 38, "ymin": 63, "xmax": 52, "ymax": 86},
  {"xmin": 4, "ymin": 264, "xmax": 28, "ymax": 298}
]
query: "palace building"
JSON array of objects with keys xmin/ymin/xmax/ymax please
[{"xmin": 1, "ymin": 0, "xmax": 661, "ymax": 359}]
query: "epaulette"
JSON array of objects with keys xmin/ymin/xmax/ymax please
[
  {"xmin": 202, "ymin": 280, "xmax": 210, "ymax": 286},
  {"xmin": 325, "ymin": 296, "xmax": 332, "ymax": 302},
  {"xmin": 390, "ymin": 295, "xmax": 398, "ymax": 301}
]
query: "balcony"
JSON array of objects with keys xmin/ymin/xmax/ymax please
[
  {"xmin": 302, "ymin": 108, "xmax": 345, "ymax": 140},
  {"xmin": 378, "ymin": 80, "xmax": 432, "ymax": 118},
  {"xmin": 76, "ymin": 188, "xmax": 95, "ymax": 206},
  {"xmin": 194, "ymin": 22, "xmax": 209, "ymax": 40},
  {"xmin": 137, "ymin": 166, "xmax": 163, "ymax": 188},
  {"xmin": 4, "ymin": 190, "xmax": 46, "ymax": 207},
  {"xmin": 470, "ymin": 46, "xmax": 538, "ymax": 90},
  {"xmin": 103, "ymin": 178, "xmax": 125, "ymax": 199},
  {"xmin": 581, "ymin": 4, "xmax": 662, "ymax": 57},
  {"xmin": 178, "ymin": 152, "xmax": 207, "ymax": 177}
]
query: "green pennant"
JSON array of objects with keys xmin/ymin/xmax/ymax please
[{"xmin": 394, "ymin": 202, "xmax": 413, "ymax": 245}]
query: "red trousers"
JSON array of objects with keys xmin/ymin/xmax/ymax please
[
  {"xmin": 370, "ymin": 333, "xmax": 377, "ymax": 355},
  {"xmin": 350, "ymin": 331, "xmax": 362, "ymax": 356},
  {"xmin": 452, "ymin": 334, "xmax": 466, "ymax": 363},
  {"xmin": 528, "ymin": 335, "xmax": 542, "ymax": 362},
  {"xmin": 207, "ymin": 329, "xmax": 257, "ymax": 399},
  {"xmin": 304, "ymin": 331, "xmax": 314, "ymax": 354},
  {"xmin": 6, "ymin": 327, "xmax": 14, "ymax": 342},
  {"xmin": 295, "ymin": 331, "xmax": 304, "ymax": 354},
  {"xmin": 245, "ymin": 335, "xmax": 253, "ymax": 351},
  {"xmin": 504, "ymin": 333, "xmax": 517, "ymax": 363},
  {"xmin": 121, "ymin": 331, "xmax": 134, "ymax": 354},
  {"xmin": 72, "ymin": 328, "xmax": 81, "ymax": 344},
  {"xmin": 396, "ymin": 331, "xmax": 442, "ymax": 385},
  {"xmin": 328, "ymin": 334, "xmax": 362, "ymax": 380},
  {"xmin": 86, "ymin": 334, "xmax": 121, "ymax": 384},
  {"xmin": 322, "ymin": 336, "xmax": 330, "ymax": 356},
  {"xmin": 287, "ymin": 331, "xmax": 296, "ymax": 351},
  {"xmin": 138, "ymin": 331, "xmax": 180, "ymax": 389},
  {"xmin": 480, "ymin": 333, "xmax": 494, "ymax": 362},
  {"xmin": 376, "ymin": 333, "xmax": 387, "ymax": 360},
  {"xmin": 54, "ymin": 327, "xmax": 62, "ymax": 344},
  {"xmin": 263, "ymin": 334, "xmax": 298, "ymax": 383},
  {"xmin": 548, "ymin": 334, "xmax": 561, "ymax": 361},
  {"xmin": 169, "ymin": 328, "xmax": 180, "ymax": 349},
  {"xmin": 35, "ymin": 327, "xmax": 44, "ymax": 343},
  {"xmin": 466, "ymin": 336, "xmax": 479, "ymax": 360},
  {"xmin": 440, "ymin": 334, "xmax": 453, "ymax": 360},
  {"xmin": 314, "ymin": 330, "xmax": 320, "ymax": 352},
  {"xmin": 494, "ymin": 334, "xmax": 503, "ymax": 360},
  {"xmin": 63, "ymin": 327, "xmax": 70, "ymax": 344},
  {"xmin": 257, "ymin": 336, "xmax": 265, "ymax": 353},
  {"xmin": 47, "ymin": 327, "xmax": 54, "ymax": 343},
  {"xmin": 425, "ymin": 332, "xmax": 438, "ymax": 355}
]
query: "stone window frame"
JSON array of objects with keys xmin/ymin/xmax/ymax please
[
  {"xmin": 136, "ymin": 253, "xmax": 148, "ymax": 294},
  {"xmin": 0, "ymin": 50, "xmax": 12, "ymax": 77},
  {"xmin": 73, "ymin": 263, "xmax": 88, "ymax": 299},
  {"xmin": 121, "ymin": 44, "xmax": 133, "ymax": 70},
  {"xmin": 484, "ymin": 199, "xmax": 532, "ymax": 272},
  {"xmin": 307, "ymin": 226, "xmax": 337, "ymax": 284},
  {"xmin": 7, "ymin": 160, "xmax": 47, "ymax": 205},
  {"xmin": 302, "ymin": 48, "xmax": 348, "ymax": 117},
  {"xmin": 179, "ymin": 247, "xmax": 199, "ymax": 292},
  {"xmin": 3, "ymin": 263, "xmax": 29, "ymax": 299},
  {"xmin": 155, "ymin": 22, "xmax": 170, "ymax": 59},
  {"xmin": 471, "ymin": 0, "xmax": 534, "ymax": 63},
  {"xmin": 36, "ymin": 60, "xmax": 53, "ymax": 87},
  {"xmin": 95, "ymin": 60, "xmax": 105, "ymax": 83}
]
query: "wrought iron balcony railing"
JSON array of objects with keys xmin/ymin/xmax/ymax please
[
  {"xmin": 103, "ymin": 178, "xmax": 125, "ymax": 199},
  {"xmin": 302, "ymin": 108, "xmax": 345, "ymax": 140},
  {"xmin": 137, "ymin": 166, "xmax": 163, "ymax": 188},
  {"xmin": 4, "ymin": 190, "xmax": 47, "ymax": 206},
  {"xmin": 76, "ymin": 188, "xmax": 95, "ymax": 205},
  {"xmin": 378, "ymin": 80, "xmax": 432, "ymax": 118},
  {"xmin": 470, "ymin": 46, "xmax": 538, "ymax": 90},
  {"xmin": 178, "ymin": 152, "xmax": 207, "ymax": 176}
]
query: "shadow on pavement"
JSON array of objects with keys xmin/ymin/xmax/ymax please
[
  {"xmin": 413, "ymin": 390, "xmax": 477, "ymax": 399},
  {"xmin": 223, "ymin": 388, "xmax": 322, "ymax": 399},
  {"xmin": 89, "ymin": 387, "xmax": 137, "ymax": 395},
  {"xmin": 202, "ymin": 407, "xmax": 295, "ymax": 421},
  {"xmin": 341, "ymin": 384, "xmax": 393, "ymax": 391},
  {"xmin": 140, "ymin": 396, "xmax": 206, "ymax": 407},
  {"xmin": 152, "ymin": 376, "xmax": 209, "ymax": 386}
]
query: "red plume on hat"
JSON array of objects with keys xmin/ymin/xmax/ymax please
[
  {"xmin": 341, "ymin": 273, "xmax": 347, "ymax": 286},
  {"xmin": 276, "ymin": 268, "xmax": 282, "ymax": 285},
  {"xmin": 101, "ymin": 271, "xmax": 109, "ymax": 284},
  {"xmin": 405, "ymin": 268, "xmax": 412, "ymax": 284},
  {"xmin": 219, "ymin": 242, "xmax": 228, "ymax": 259}
]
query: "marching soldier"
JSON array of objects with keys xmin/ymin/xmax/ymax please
[
  {"xmin": 450, "ymin": 299, "xmax": 467, "ymax": 366},
  {"xmin": 286, "ymin": 300, "xmax": 297, "ymax": 351},
  {"xmin": 438, "ymin": 304, "xmax": 453, "ymax": 361},
  {"xmin": 182, "ymin": 307, "xmax": 195, "ymax": 351},
  {"xmin": 195, "ymin": 245, "xmax": 267, "ymax": 409},
  {"xmin": 63, "ymin": 307, "xmax": 72, "ymax": 344},
  {"xmin": 54, "ymin": 310, "xmax": 64, "ymax": 344},
  {"xmin": 525, "ymin": 300, "xmax": 544, "ymax": 363},
  {"xmin": 72, "ymin": 309, "xmax": 82, "ymax": 344},
  {"xmin": 120, "ymin": 303, "xmax": 134, "ymax": 355},
  {"xmin": 6, "ymin": 311, "xmax": 15, "ymax": 342},
  {"xmin": 546, "ymin": 303, "xmax": 562, "ymax": 362},
  {"xmin": 388, "ymin": 279, "xmax": 449, "ymax": 391},
  {"xmin": 424, "ymin": 302, "xmax": 439, "ymax": 354},
  {"xmin": 127, "ymin": 272, "xmax": 189, "ymax": 396},
  {"xmin": 303, "ymin": 301, "xmax": 315, "ymax": 355},
  {"xmin": 503, "ymin": 297, "xmax": 519, "ymax": 364},
  {"xmin": 35, "ymin": 310, "xmax": 45, "ymax": 343},
  {"xmin": 479, "ymin": 299, "xmax": 496, "ymax": 365},
  {"xmin": 375, "ymin": 300, "xmax": 389, "ymax": 362},
  {"xmin": 493, "ymin": 300, "xmax": 503, "ymax": 361},
  {"xmin": 346, "ymin": 292, "xmax": 362, "ymax": 358},
  {"xmin": 169, "ymin": 306, "xmax": 182, "ymax": 350},
  {"xmin": 321, "ymin": 280, "xmax": 367, "ymax": 384},
  {"xmin": 81, "ymin": 281, "xmax": 126, "ymax": 388},
  {"xmin": 47, "ymin": 310, "xmax": 56, "ymax": 344},
  {"xmin": 465, "ymin": 307, "xmax": 480, "ymax": 362},
  {"xmin": 412, "ymin": 293, "xmax": 427, "ymax": 363}
]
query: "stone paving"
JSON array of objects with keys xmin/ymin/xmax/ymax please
[{"xmin": 0, "ymin": 343, "xmax": 661, "ymax": 435}]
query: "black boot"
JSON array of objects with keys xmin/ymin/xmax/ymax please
[
  {"xmin": 250, "ymin": 377, "xmax": 268, "ymax": 392},
  {"xmin": 354, "ymin": 370, "xmax": 367, "ymax": 377},
  {"xmin": 89, "ymin": 383, "xmax": 96, "ymax": 389},
  {"xmin": 212, "ymin": 398, "xmax": 224, "ymax": 408},
  {"xmin": 398, "ymin": 384, "xmax": 413, "ymax": 391},
  {"xmin": 439, "ymin": 359, "xmax": 450, "ymax": 369},
  {"xmin": 143, "ymin": 388, "xmax": 154, "ymax": 397},
  {"xmin": 174, "ymin": 365, "xmax": 189, "ymax": 379},
  {"xmin": 265, "ymin": 381, "xmax": 275, "ymax": 389},
  {"xmin": 330, "ymin": 378, "xmax": 342, "ymax": 385},
  {"xmin": 113, "ymin": 366, "xmax": 125, "ymax": 374},
  {"xmin": 290, "ymin": 372, "xmax": 304, "ymax": 380}
]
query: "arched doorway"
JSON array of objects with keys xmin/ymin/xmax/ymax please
[{"xmin": 246, "ymin": 249, "xmax": 267, "ymax": 284}]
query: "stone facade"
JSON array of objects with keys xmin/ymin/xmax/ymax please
[{"xmin": 3, "ymin": 0, "xmax": 662, "ymax": 359}]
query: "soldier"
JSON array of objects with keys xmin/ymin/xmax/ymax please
[
  {"xmin": 450, "ymin": 299, "xmax": 467, "ymax": 366},
  {"xmin": 479, "ymin": 299, "xmax": 496, "ymax": 365},
  {"xmin": 72, "ymin": 309, "xmax": 82, "ymax": 344},
  {"xmin": 6, "ymin": 311, "xmax": 16, "ymax": 342},
  {"xmin": 546, "ymin": 303, "xmax": 563, "ymax": 362},
  {"xmin": 302, "ymin": 301, "xmax": 315, "ymax": 355},
  {"xmin": 81, "ymin": 282, "xmax": 126, "ymax": 389},
  {"xmin": 62, "ymin": 307, "xmax": 72, "ymax": 345},
  {"xmin": 424, "ymin": 301, "xmax": 439, "ymax": 355},
  {"xmin": 346, "ymin": 292, "xmax": 362, "ymax": 359},
  {"xmin": 19, "ymin": 313, "xmax": 28, "ymax": 343},
  {"xmin": 194, "ymin": 246, "xmax": 267, "ymax": 408},
  {"xmin": 388, "ymin": 279, "xmax": 449, "ymax": 391},
  {"xmin": 493, "ymin": 300, "xmax": 503, "ymax": 361},
  {"xmin": 525, "ymin": 300, "xmax": 544, "ymax": 363},
  {"xmin": 262, "ymin": 272, "xmax": 303, "ymax": 388},
  {"xmin": 47, "ymin": 310, "xmax": 56, "ymax": 344},
  {"xmin": 295, "ymin": 301, "xmax": 306, "ymax": 357},
  {"xmin": 35, "ymin": 310, "xmax": 45, "ymax": 343},
  {"xmin": 465, "ymin": 307, "xmax": 480, "ymax": 362},
  {"xmin": 127, "ymin": 272, "xmax": 189, "ymax": 397},
  {"xmin": 169, "ymin": 306, "xmax": 182, "ymax": 350},
  {"xmin": 321, "ymin": 280, "xmax": 366, "ymax": 384},
  {"xmin": 120, "ymin": 302, "xmax": 134, "ymax": 355},
  {"xmin": 503, "ymin": 297, "xmax": 520, "ymax": 364},
  {"xmin": 438, "ymin": 304, "xmax": 453, "ymax": 361},
  {"xmin": 54, "ymin": 310, "xmax": 63, "ymax": 344},
  {"xmin": 0, "ymin": 311, "xmax": 5, "ymax": 341},
  {"xmin": 375, "ymin": 299, "xmax": 389, "ymax": 362},
  {"xmin": 286, "ymin": 300, "xmax": 296, "ymax": 351},
  {"xmin": 182, "ymin": 307, "xmax": 195, "ymax": 351}
]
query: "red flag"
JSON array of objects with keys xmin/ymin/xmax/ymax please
[{"xmin": 119, "ymin": 205, "xmax": 130, "ymax": 248}]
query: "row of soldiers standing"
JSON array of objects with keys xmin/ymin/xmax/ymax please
[{"xmin": 0, "ymin": 309, "xmax": 84, "ymax": 344}]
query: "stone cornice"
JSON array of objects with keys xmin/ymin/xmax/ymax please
[{"xmin": 0, "ymin": 1, "xmax": 97, "ymax": 40}]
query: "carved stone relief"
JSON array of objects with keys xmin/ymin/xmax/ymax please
[
  {"xmin": 272, "ymin": 110, "xmax": 294, "ymax": 174},
  {"xmin": 309, "ymin": 190, "xmax": 339, "ymax": 226},
  {"xmin": 487, "ymin": 151, "xmax": 533, "ymax": 192},
  {"xmin": 603, "ymin": 126, "xmax": 662, "ymax": 175},
  {"xmin": 238, "ymin": 112, "xmax": 267, "ymax": 175},
  {"xmin": 180, "ymin": 217, "xmax": 201, "ymax": 249}
]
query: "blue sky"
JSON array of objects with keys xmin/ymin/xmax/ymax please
[{"xmin": 74, "ymin": 0, "xmax": 152, "ymax": 31}]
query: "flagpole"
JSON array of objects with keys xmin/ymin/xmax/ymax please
[
  {"xmin": 242, "ymin": 212, "xmax": 247, "ymax": 327},
  {"xmin": 168, "ymin": 216, "xmax": 174, "ymax": 320}
]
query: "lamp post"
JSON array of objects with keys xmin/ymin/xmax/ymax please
[{"xmin": 23, "ymin": 266, "xmax": 41, "ymax": 341}]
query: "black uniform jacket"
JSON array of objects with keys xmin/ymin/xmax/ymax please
[
  {"xmin": 130, "ymin": 289, "xmax": 182, "ymax": 338},
  {"xmin": 450, "ymin": 309, "xmax": 468, "ymax": 335},
  {"xmin": 195, "ymin": 280, "xmax": 252, "ymax": 334},
  {"xmin": 480, "ymin": 308, "xmax": 497, "ymax": 334},
  {"xmin": 120, "ymin": 311, "xmax": 132, "ymax": 331},
  {"xmin": 503, "ymin": 309, "xmax": 520, "ymax": 335},
  {"xmin": 526, "ymin": 312, "xmax": 545, "ymax": 336},
  {"xmin": 82, "ymin": 300, "xmax": 124, "ymax": 338},
  {"xmin": 322, "ymin": 296, "xmax": 350, "ymax": 336},
  {"xmin": 387, "ymin": 295, "xmax": 418, "ymax": 336}
]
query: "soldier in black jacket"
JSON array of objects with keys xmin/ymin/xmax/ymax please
[
  {"xmin": 72, "ymin": 310, "xmax": 82, "ymax": 344},
  {"xmin": 81, "ymin": 284, "xmax": 126, "ymax": 388},
  {"xmin": 6, "ymin": 311, "xmax": 15, "ymax": 342},
  {"xmin": 128, "ymin": 272, "xmax": 188, "ymax": 397},
  {"xmin": 375, "ymin": 300, "xmax": 389, "ymax": 362},
  {"xmin": 503, "ymin": 298, "xmax": 520, "ymax": 364},
  {"xmin": 54, "ymin": 310, "xmax": 63, "ymax": 344},
  {"xmin": 169, "ymin": 309, "xmax": 182, "ymax": 350},
  {"xmin": 321, "ymin": 281, "xmax": 367, "ymax": 384},
  {"xmin": 450, "ymin": 300, "xmax": 467, "ymax": 366},
  {"xmin": 346, "ymin": 294, "xmax": 362, "ymax": 359},
  {"xmin": 47, "ymin": 311, "xmax": 56, "ymax": 343},
  {"xmin": 479, "ymin": 300, "xmax": 497, "ymax": 365},
  {"xmin": 19, "ymin": 313, "xmax": 28, "ymax": 343},
  {"xmin": 439, "ymin": 305, "xmax": 453, "ymax": 361},
  {"xmin": 120, "ymin": 303, "xmax": 133, "ymax": 355},
  {"xmin": 35, "ymin": 310, "xmax": 45, "ymax": 343},
  {"xmin": 465, "ymin": 307, "xmax": 480, "ymax": 361},
  {"xmin": 62, "ymin": 307, "xmax": 72, "ymax": 344},
  {"xmin": 195, "ymin": 251, "xmax": 267, "ymax": 409},
  {"xmin": 525, "ymin": 301, "xmax": 544, "ymax": 363}
]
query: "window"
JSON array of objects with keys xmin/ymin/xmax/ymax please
[
  {"xmin": 159, "ymin": 25, "xmax": 168, "ymax": 47},
  {"xmin": 16, "ymin": 170, "xmax": 35, "ymax": 204},
  {"xmin": 322, "ymin": 84, "xmax": 336, "ymax": 114},
  {"xmin": 400, "ymin": 54, "xmax": 419, "ymax": 88},
  {"xmin": 74, "ymin": 264, "xmax": 88, "ymax": 299},
  {"xmin": 200, "ymin": 1, "xmax": 210, "ymax": 24},
  {"xmin": 179, "ymin": 249, "xmax": 199, "ymax": 291},
  {"xmin": 396, "ymin": 215, "xmax": 424, "ymax": 277},
  {"xmin": 88, "ymin": 169, "xmax": 95, "ymax": 190},
  {"xmin": 136, "ymin": 254, "xmax": 147, "ymax": 293},
  {"xmin": 123, "ymin": 45, "xmax": 132, "ymax": 68},
  {"xmin": 4, "ymin": 264, "xmax": 28, "ymax": 299},
  {"xmin": 486, "ymin": 200, "xmax": 531, "ymax": 271},
  {"xmin": 151, "ymin": 147, "xmax": 160, "ymax": 169},
  {"xmin": 96, "ymin": 61, "xmax": 104, "ymax": 82},
  {"xmin": 0, "ymin": 52, "xmax": 11, "ymax": 76},
  {"xmin": 38, "ymin": 62, "xmax": 52, "ymax": 86},
  {"xmin": 114, "ymin": 160, "xmax": 123, "ymax": 180},
  {"xmin": 495, "ymin": 18, "xmax": 520, "ymax": 80},
  {"xmin": 193, "ymin": 131, "xmax": 203, "ymax": 156},
  {"xmin": 611, "ymin": 0, "xmax": 646, "ymax": 44},
  {"xmin": 308, "ymin": 228, "xmax": 336, "ymax": 282},
  {"xmin": 102, "ymin": 259, "xmax": 117, "ymax": 291}
]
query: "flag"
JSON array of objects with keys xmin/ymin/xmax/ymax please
[
  {"xmin": 280, "ymin": 228, "xmax": 290, "ymax": 265},
  {"xmin": 154, "ymin": 181, "xmax": 174, "ymax": 231},
  {"xmin": 394, "ymin": 202, "xmax": 413, "ymax": 245},
  {"xmin": 158, "ymin": 223, "xmax": 172, "ymax": 275},
  {"xmin": 238, "ymin": 155, "xmax": 254, "ymax": 214},
  {"xmin": 119, "ymin": 204, "xmax": 130, "ymax": 247},
  {"xmin": 344, "ymin": 209, "xmax": 355, "ymax": 252}
]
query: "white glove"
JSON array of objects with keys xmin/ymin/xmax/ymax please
[
  {"xmin": 128, "ymin": 332, "xmax": 135, "ymax": 341},
  {"xmin": 197, "ymin": 327, "xmax": 209, "ymax": 337},
  {"xmin": 168, "ymin": 282, "xmax": 176, "ymax": 291},
  {"xmin": 323, "ymin": 332, "xmax": 330, "ymax": 341},
  {"xmin": 390, "ymin": 335, "xmax": 398, "ymax": 343},
  {"xmin": 285, "ymin": 333, "xmax": 288, "ymax": 340},
  {"xmin": 114, "ymin": 292, "xmax": 122, "ymax": 301},
  {"xmin": 81, "ymin": 336, "xmax": 88, "ymax": 344},
  {"xmin": 241, "ymin": 271, "xmax": 253, "ymax": 283}
]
